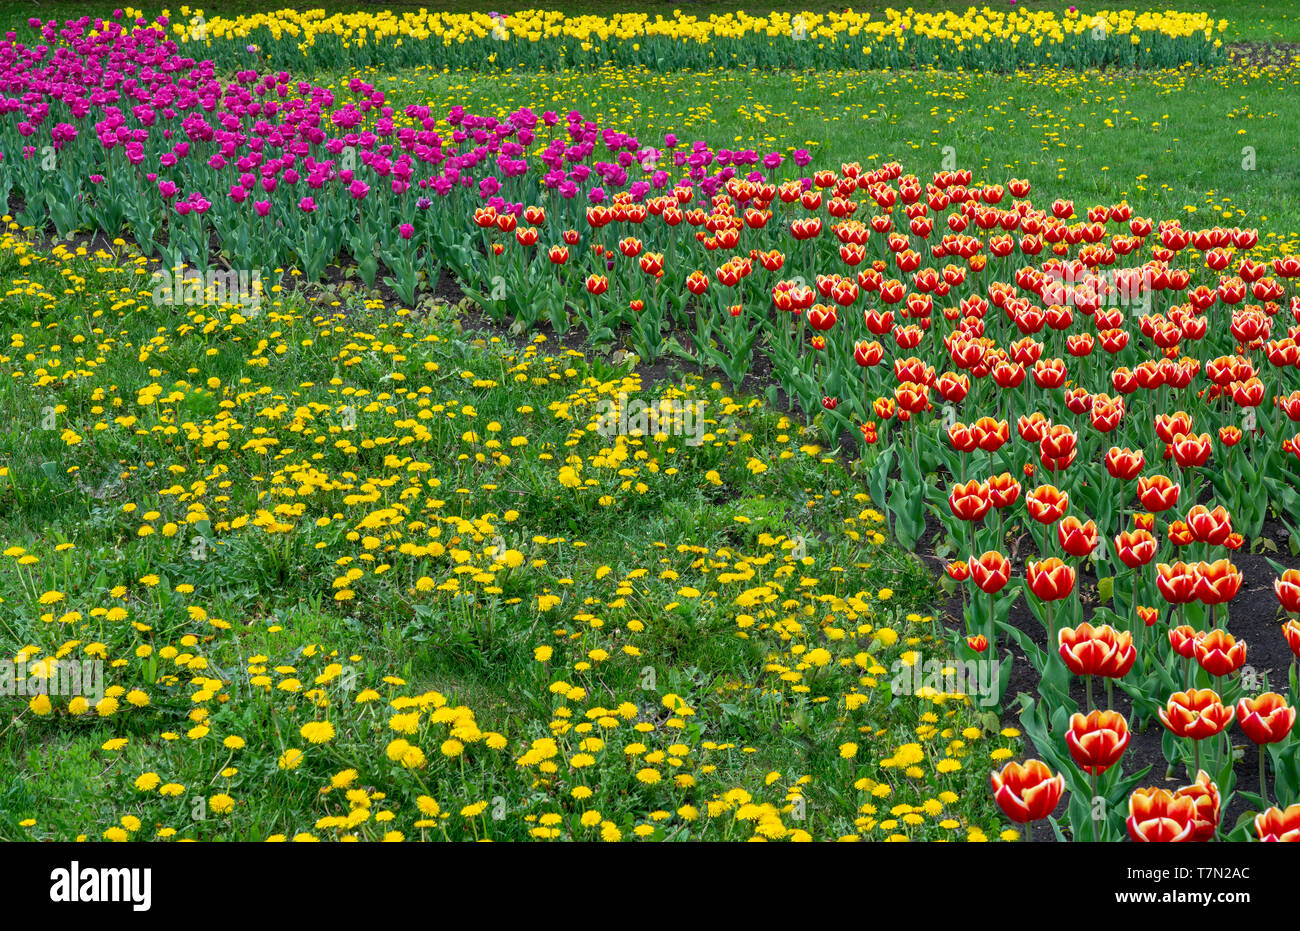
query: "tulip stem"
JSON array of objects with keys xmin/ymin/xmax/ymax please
[
  {"xmin": 1134, "ymin": 613, "xmax": 1145, "ymax": 679},
  {"xmin": 988, "ymin": 589, "xmax": 996, "ymax": 654},
  {"xmin": 1216, "ymin": 675, "xmax": 1230, "ymax": 765},
  {"xmin": 1192, "ymin": 738, "xmax": 1200, "ymax": 780},
  {"xmin": 1178, "ymin": 603, "xmax": 1188, "ymax": 684},
  {"xmin": 1260, "ymin": 743, "xmax": 1269, "ymax": 803},
  {"xmin": 1085, "ymin": 674, "xmax": 1093, "ymax": 712},
  {"xmin": 1131, "ymin": 570, "xmax": 1142, "ymax": 664},
  {"xmin": 1090, "ymin": 769, "xmax": 1100, "ymax": 842}
]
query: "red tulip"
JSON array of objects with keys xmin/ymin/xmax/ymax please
[
  {"xmin": 893, "ymin": 356, "xmax": 935, "ymax": 386},
  {"xmin": 1186, "ymin": 505, "xmax": 1232, "ymax": 546},
  {"xmin": 1155, "ymin": 410, "xmax": 1194, "ymax": 444},
  {"xmin": 1167, "ymin": 520, "xmax": 1194, "ymax": 548},
  {"xmin": 1059, "ymin": 623, "xmax": 1135, "ymax": 678},
  {"xmin": 807, "ymin": 304, "xmax": 838, "ymax": 331},
  {"xmin": 946, "ymin": 422, "xmax": 978, "ymax": 453},
  {"xmin": 1168, "ymin": 624, "xmax": 1201, "ymax": 659},
  {"xmin": 1027, "ymin": 557, "xmax": 1076, "ymax": 601},
  {"xmin": 971, "ymin": 416, "xmax": 1010, "ymax": 453},
  {"xmin": 1284, "ymin": 620, "xmax": 1300, "ymax": 661},
  {"xmin": 987, "ymin": 472, "xmax": 1022, "ymax": 509},
  {"xmin": 1231, "ymin": 377, "xmax": 1266, "ymax": 408},
  {"xmin": 894, "ymin": 381, "xmax": 930, "ymax": 414},
  {"xmin": 936, "ymin": 371, "xmax": 969, "ymax": 402},
  {"xmin": 1194, "ymin": 559, "xmax": 1242, "ymax": 606},
  {"xmin": 1171, "ymin": 432, "xmax": 1212, "ymax": 469},
  {"xmin": 1255, "ymin": 804, "xmax": 1300, "ymax": 842},
  {"xmin": 1057, "ymin": 516, "xmax": 1098, "ymax": 559},
  {"xmin": 945, "ymin": 560, "xmax": 971, "ymax": 582},
  {"xmin": 853, "ymin": 339, "xmax": 884, "ymax": 368},
  {"xmin": 1089, "ymin": 396, "xmax": 1125, "ymax": 433},
  {"xmin": 991, "ymin": 759, "xmax": 1064, "ymax": 824},
  {"xmin": 1017, "ymin": 412, "xmax": 1050, "ymax": 444},
  {"xmin": 1114, "ymin": 529, "xmax": 1156, "ymax": 568},
  {"xmin": 1033, "ymin": 358, "xmax": 1067, "ymax": 390},
  {"xmin": 1236, "ymin": 693, "xmax": 1295, "ymax": 745},
  {"xmin": 1176, "ymin": 770, "xmax": 1221, "ymax": 842},
  {"xmin": 1155, "ymin": 562, "xmax": 1198, "ymax": 605},
  {"xmin": 1066, "ymin": 710, "xmax": 1130, "ymax": 775},
  {"xmin": 1127, "ymin": 786, "xmax": 1197, "ymax": 842},
  {"xmin": 1218, "ymin": 425, "xmax": 1243, "ymax": 447},
  {"xmin": 1136, "ymin": 474, "xmax": 1179, "ymax": 512},
  {"xmin": 1193, "ymin": 629, "xmax": 1246, "ymax": 677},
  {"xmin": 1275, "ymin": 571, "xmax": 1300, "ymax": 614},
  {"xmin": 968, "ymin": 551, "xmax": 1011, "ymax": 595},
  {"xmin": 1067, "ymin": 333, "xmax": 1095, "ymax": 357},
  {"xmin": 1025, "ymin": 484, "xmax": 1068, "ymax": 524},
  {"xmin": 1158, "ymin": 689, "xmax": 1233, "ymax": 741},
  {"xmin": 1038, "ymin": 424, "xmax": 1078, "ymax": 471},
  {"xmin": 948, "ymin": 480, "xmax": 991, "ymax": 522}
]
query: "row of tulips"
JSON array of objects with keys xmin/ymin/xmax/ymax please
[
  {"xmin": 993, "ymin": 759, "xmax": 1300, "ymax": 842},
  {"xmin": 180, "ymin": 8, "xmax": 1228, "ymax": 73},
  {"xmin": 5, "ymin": 16, "xmax": 1300, "ymax": 841}
]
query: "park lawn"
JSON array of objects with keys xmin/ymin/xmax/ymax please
[{"xmin": 0, "ymin": 228, "xmax": 1018, "ymax": 841}]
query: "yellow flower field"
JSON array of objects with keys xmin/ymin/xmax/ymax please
[
  {"xmin": 157, "ymin": 5, "xmax": 1229, "ymax": 70},
  {"xmin": 0, "ymin": 228, "xmax": 1018, "ymax": 841}
]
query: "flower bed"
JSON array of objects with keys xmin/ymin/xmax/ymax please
[
  {"xmin": 4, "ymin": 13, "xmax": 1299, "ymax": 842},
  {"xmin": 180, "ymin": 7, "xmax": 1229, "ymax": 72}
]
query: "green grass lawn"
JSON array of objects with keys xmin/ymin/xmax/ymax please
[{"xmin": 0, "ymin": 232, "xmax": 1022, "ymax": 841}]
